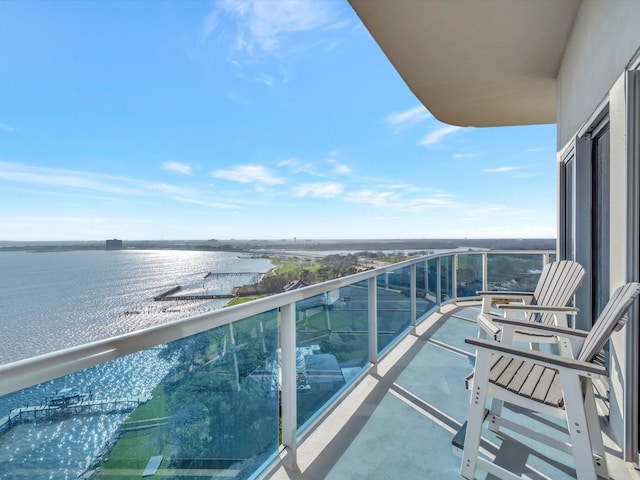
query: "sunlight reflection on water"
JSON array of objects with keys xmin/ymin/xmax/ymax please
[{"xmin": 0, "ymin": 250, "xmax": 272, "ymax": 478}]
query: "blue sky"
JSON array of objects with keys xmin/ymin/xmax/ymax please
[{"xmin": 0, "ymin": 1, "xmax": 557, "ymax": 241}]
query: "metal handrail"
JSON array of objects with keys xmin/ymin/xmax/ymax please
[{"xmin": 0, "ymin": 248, "xmax": 553, "ymax": 397}]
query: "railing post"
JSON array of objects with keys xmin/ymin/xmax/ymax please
[
  {"xmin": 436, "ymin": 257, "xmax": 442, "ymax": 312},
  {"xmin": 424, "ymin": 261, "xmax": 429, "ymax": 302},
  {"xmin": 368, "ymin": 277, "xmax": 378, "ymax": 374},
  {"xmin": 280, "ymin": 303, "xmax": 298, "ymax": 470},
  {"xmin": 228, "ymin": 323, "xmax": 240, "ymax": 392},
  {"xmin": 482, "ymin": 253, "xmax": 488, "ymax": 292},
  {"xmin": 453, "ymin": 254, "xmax": 458, "ymax": 302},
  {"xmin": 410, "ymin": 263, "xmax": 417, "ymax": 332}
]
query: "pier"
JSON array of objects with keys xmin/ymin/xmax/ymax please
[
  {"xmin": 155, "ymin": 294, "xmax": 235, "ymax": 301},
  {"xmin": 154, "ymin": 286, "xmax": 182, "ymax": 301},
  {"xmin": 0, "ymin": 393, "xmax": 151, "ymax": 434},
  {"xmin": 153, "ymin": 272, "xmax": 264, "ymax": 302}
]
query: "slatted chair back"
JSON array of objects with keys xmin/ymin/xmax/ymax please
[
  {"xmin": 529, "ymin": 260, "xmax": 586, "ymax": 325},
  {"xmin": 577, "ymin": 282, "xmax": 640, "ymax": 363}
]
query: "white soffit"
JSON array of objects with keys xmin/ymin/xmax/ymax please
[{"xmin": 349, "ymin": 0, "xmax": 580, "ymax": 127}]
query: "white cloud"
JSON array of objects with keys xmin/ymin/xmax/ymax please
[
  {"xmin": 208, "ymin": 0, "xmax": 338, "ymax": 55},
  {"xmin": 175, "ymin": 197, "xmax": 241, "ymax": 209},
  {"xmin": 327, "ymin": 157, "xmax": 350, "ymax": 175},
  {"xmin": 212, "ymin": 164, "xmax": 285, "ymax": 185},
  {"xmin": 404, "ymin": 196, "xmax": 459, "ymax": 210},
  {"xmin": 147, "ymin": 182, "xmax": 188, "ymax": 195},
  {"xmin": 0, "ymin": 161, "xmax": 239, "ymax": 211},
  {"xmin": 345, "ymin": 189, "xmax": 396, "ymax": 207},
  {"xmin": 0, "ymin": 161, "xmax": 141, "ymax": 195},
  {"xmin": 385, "ymin": 106, "xmax": 431, "ymax": 132},
  {"xmin": 345, "ymin": 187, "xmax": 459, "ymax": 212},
  {"xmin": 419, "ymin": 125, "xmax": 462, "ymax": 146},
  {"xmin": 258, "ymin": 73, "xmax": 275, "ymax": 87},
  {"xmin": 0, "ymin": 123, "xmax": 16, "ymax": 133},
  {"xmin": 483, "ymin": 166, "xmax": 525, "ymax": 173},
  {"xmin": 452, "ymin": 152, "xmax": 481, "ymax": 159},
  {"xmin": 293, "ymin": 182, "xmax": 342, "ymax": 198},
  {"xmin": 201, "ymin": 9, "xmax": 220, "ymax": 41},
  {"xmin": 162, "ymin": 161, "xmax": 192, "ymax": 175},
  {"xmin": 334, "ymin": 163, "xmax": 351, "ymax": 174},
  {"xmin": 277, "ymin": 158, "xmax": 318, "ymax": 175}
]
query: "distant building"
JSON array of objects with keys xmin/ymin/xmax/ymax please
[{"xmin": 105, "ymin": 239, "xmax": 123, "ymax": 250}]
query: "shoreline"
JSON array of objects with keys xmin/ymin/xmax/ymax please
[
  {"xmin": 81, "ymin": 266, "xmax": 276, "ymax": 478},
  {"xmin": 0, "ymin": 237, "xmax": 556, "ymax": 254}
]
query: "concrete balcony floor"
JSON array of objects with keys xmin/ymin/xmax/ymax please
[{"xmin": 271, "ymin": 303, "xmax": 640, "ymax": 480}]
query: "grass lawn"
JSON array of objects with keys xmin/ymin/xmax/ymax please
[
  {"xmin": 93, "ymin": 388, "xmax": 172, "ymax": 478},
  {"xmin": 270, "ymin": 257, "xmax": 321, "ymax": 275},
  {"xmin": 227, "ymin": 295, "xmax": 264, "ymax": 306}
]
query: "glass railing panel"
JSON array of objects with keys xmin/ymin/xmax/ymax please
[
  {"xmin": 416, "ymin": 260, "xmax": 427, "ymax": 293},
  {"xmin": 426, "ymin": 257, "xmax": 438, "ymax": 304},
  {"xmin": 456, "ymin": 253, "xmax": 483, "ymax": 298},
  {"xmin": 0, "ymin": 310, "xmax": 280, "ymax": 479},
  {"xmin": 415, "ymin": 261, "xmax": 437, "ymax": 323},
  {"xmin": 441, "ymin": 255, "xmax": 454, "ymax": 302},
  {"xmin": 486, "ymin": 253, "xmax": 545, "ymax": 292},
  {"xmin": 377, "ymin": 267, "xmax": 412, "ymax": 354},
  {"xmin": 295, "ymin": 282, "xmax": 369, "ymax": 429},
  {"xmin": 378, "ymin": 267, "xmax": 411, "ymax": 292},
  {"xmin": 108, "ymin": 311, "xmax": 280, "ymax": 479}
]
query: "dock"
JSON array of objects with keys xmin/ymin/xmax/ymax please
[
  {"xmin": 0, "ymin": 393, "xmax": 151, "ymax": 434},
  {"xmin": 152, "ymin": 272, "xmax": 263, "ymax": 302},
  {"xmin": 154, "ymin": 293, "xmax": 235, "ymax": 301}
]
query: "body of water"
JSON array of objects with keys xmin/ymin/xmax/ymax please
[
  {"xmin": 0, "ymin": 250, "xmax": 273, "ymax": 478},
  {"xmin": 0, "ymin": 250, "xmax": 272, "ymax": 364}
]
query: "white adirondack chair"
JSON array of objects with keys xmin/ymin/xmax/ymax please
[
  {"xmin": 461, "ymin": 282, "xmax": 640, "ymax": 480},
  {"xmin": 477, "ymin": 260, "xmax": 586, "ymax": 345}
]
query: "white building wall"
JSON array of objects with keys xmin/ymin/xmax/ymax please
[
  {"xmin": 557, "ymin": 0, "xmax": 640, "ymax": 148},
  {"xmin": 608, "ymin": 72, "xmax": 631, "ymax": 455},
  {"xmin": 557, "ymin": 0, "xmax": 640, "ymax": 460}
]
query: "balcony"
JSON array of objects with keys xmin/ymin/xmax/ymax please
[{"xmin": 0, "ymin": 250, "xmax": 637, "ymax": 479}]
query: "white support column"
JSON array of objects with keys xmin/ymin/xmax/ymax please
[
  {"xmin": 624, "ymin": 69, "xmax": 640, "ymax": 466},
  {"xmin": 609, "ymin": 70, "xmax": 640, "ymax": 461},
  {"xmin": 228, "ymin": 323, "xmax": 240, "ymax": 392},
  {"xmin": 436, "ymin": 257, "xmax": 442, "ymax": 312},
  {"xmin": 482, "ymin": 253, "xmax": 488, "ymax": 292},
  {"xmin": 452, "ymin": 254, "xmax": 458, "ymax": 301},
  {"xmin": 280, "ymin": 303, "xmax": 298, "ymax": 469},
  {"xmin": 410, "ymin": 263, "xmax": 417, "ymax": 332},
  {"xmin": 368, "ymin": 277, "xmax": 378, "ymax": 373}
]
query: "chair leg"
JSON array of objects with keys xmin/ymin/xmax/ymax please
[
  {"xmin": 561, "ymin": 372, "xmax": 598, "ymax": 480},
  {"xmin": 583, "ymin": 381, "xmax": 608, "ymax": 478},
  {"xmin": 461, "ymin": 351, "xmax": 491, "ymax": 479},
  {"xmin": 488, "ymin": 397, "xmax": 503, "ymax": 433}
]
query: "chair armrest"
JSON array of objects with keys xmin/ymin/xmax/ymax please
[
  {"xmin": 476, "ymin": 291, "xmax": 534, "ymax": 299},
  {"xmin": 477, "ymin": 291, "xmax": 535, "ymax": 315},
  {"xmin": 494, "ymin": 317, "xmax": 588, "ymax": 355},
  {"xmin": 477, "ymin": 313, "xmax": 501, "ymax": 339},
  {"xmin": 497, "ymin": 305, "xmax": 579, "ymax": 328},
  {"xmin": 464, "ymin": 337, "xmax": 605, "ymax": 377},
  {"xmin": 498, "ymin": 305, "xmax": 579, "ymax": 314},
  {"xmin": 493, "ymin": 317, "xmax": 589, "ymax": 338}
]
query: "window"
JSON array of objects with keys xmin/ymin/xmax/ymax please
[{"xmin": 590, "ymin": 123, "xmax": 610, "ymax": 321}]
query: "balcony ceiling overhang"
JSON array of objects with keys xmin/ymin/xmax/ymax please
[{"xmin": 349, "ymin": 0, "xmax": 580, "ymax": 127}]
